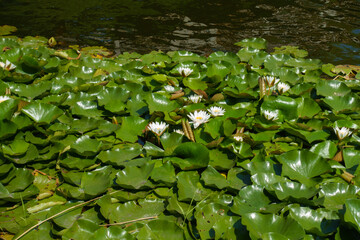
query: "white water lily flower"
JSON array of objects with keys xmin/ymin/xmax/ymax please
[
  {"xmin": 174, "ymin": 129, "xmax": 185, "ymax": 135},
  {"xmin": 0, "ymin": 96, "xmax": 11, "ymax": 103},
  {"xmin": 164, "ymin": 85, "xmax": 176, "ymax": 92},
  {"xmin": 188, "ymin": 94, "xmax": 203, "ymax": 103},
  {"xmin": 188, "ymin": 110, "xmax": 211, "ymax": 128},
  {"xmin": 0, "ymin": 60, "xmax": 16, "ymax": 71},
  {"xmin": 263, "ymin": 110, "xmax": 279, "ymax": 121},
  {"xmin": 264, "ymin": 76, "xmax": 280, "ymax": 87},
  {"xmin": 208, "ymin": 106, "xmax": 225, "ymax": 117},
  {"xmin": 178, "ymin": 67, "xmax": 193, "ymax": 77},
  {"xmin": 148, "ymin": 121, "xmax": 169, "ymax": 136},
  {"xmin": 233, "ymin": 135, "xmax": 243, "ymax": 142},
  {"xmin": 334, "ymin": 127, "xmax": 352, "ymax": 140},
  {"xmin": 277, "ymin": 82, "xmax": 291, "ymax": 93}
]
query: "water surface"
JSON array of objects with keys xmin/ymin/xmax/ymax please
[{"xmin": 0, "ymin": 0, "xmax": 359, "ymax": 64}]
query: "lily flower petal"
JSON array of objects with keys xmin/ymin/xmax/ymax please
[
  {"xmin": 334, "ymin": 127, "xmax": 352, "ymax": 140},
  {"xmin": 0, "ymin": 96, "xmax": 11, "ymax": 103},
  {"xmin": 277, "ymin": 82, "xmax": 291, "ymax": 93},
  {"xmin": 178, "ymin": 67, "xmax": 193, "ymax": 77},
  {"xmin": 263, "ymin": 110, "xmax": 279, "ymax": 121},
  {"xmin": 264, "ymin": 76, "xmax": 280, "ymax": 87},
  {"xmin": 188, "ymin": 94, "xmax": 203, "ymax": 103},
  {"xmin": 208, "ymin": 106, "xmax": 225, "ymax": 117},
  {"xmin": 148, "ymin": 121, "xmax": 169, "ymax": 136},
  {"xmin": 233, "ymin": 135, "xmax": 243, "ymax": 142},
  {"xmin": 188, "ymin": 110, "xmax": 211, "ymax": 128}
]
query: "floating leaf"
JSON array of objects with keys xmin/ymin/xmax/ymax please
[
  {"xmin": 97, "ymin": 87, "xmax": 130, "ymax": 113},
  {"xmin": 170, "ymin": 142, "xmax": 209, "ymax": 170},
  {"xmin": 344, "ymin": 199, "xmax": 360, "ymax": 232},
  {"xmin": 176, "ymin": 171, "xmax": 212, "ymax": 202},
  {"xmin": 115, "ymin": 116, "xmax": 148, "ymax": 142},
  {"xmin": 201, "ymin": 166, "xmax": 228, "ymax": 189},
  {"xmin": 241, "ymin": 213, "xmax": 305, "ymax": 239},
  {"xmin": 62, "ymin": 219, "xmax": 100, "ymax": 240},
  {"xmin": 98, "ymin": 195, "xmax": 165, "ymax": 224},
  {"xmin": 231, "ymin": 185, "xmax": 271, "ymax": 215},
  {"xmin": 97, "ymin": 144, "xmax": 142, "ymax": 166},
  {"xmin": 277, "ymin": 150, "xmax": 332, "ymax": 186},
  {"xmin": 235, "ymin": 38, "xmax": 267, "ymax": 50},
  {"xmin": 137, "ymin": 220, "xmax": 184, "ymax": 240},
  {"xmin": 272, "ymin": 181, "xmax": 318, "ymax": 200},
  {"xmin": 22, "ymin": 102, "xmax": 63, "ymax": 124},
  {"xmin": 323, "ymin": 93, "xmax": 360, "ymax": 112},
  {"xmin": 319, "ymin": 183, "xmax": 360, "ymax": 210},
  {"xmin": 0, "ymin": 25, "xmax": 17, "ymax": 36},
  {"xmin": 316, "ymin": 80, "xmax": 351, "ymax": 97},
  {"xmin": 93, "ymin": 226, "xmax": 135, "ymax": 240},
  {"xmin": 289, "ymin": 205, "xmax": 339, "ymax": 236},
  {"xmin": 310, "ymin": 141, "xmax": 337, "ymax": 159},
  {"xmin": 71, "ymin": 135, "xmax": 102, "ymax": 156},
  {"xmin": 116, "ymin": 162, "xmax": 154, "ymax": 189}
]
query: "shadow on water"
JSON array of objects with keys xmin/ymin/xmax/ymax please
[{"xmin": 0, "ymin": 0, "xmax": 359, "ymax": 64}]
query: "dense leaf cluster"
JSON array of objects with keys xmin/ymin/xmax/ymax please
[{"xmin": 0, "ymin": 36, "xmax": 360, "ymax": 239}]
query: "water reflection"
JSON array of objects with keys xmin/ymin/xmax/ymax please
[{"xmin": 0, "ymin": 0, "xmax": 359, "ymax": 64}]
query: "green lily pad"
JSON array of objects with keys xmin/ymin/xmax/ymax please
[
  {"xmin": 150, "ymin": 160, "xmax": 176, "ymax": 185},
  {"xmin": 272, "ymin": 181, "xmax": 318, "ymax": 200},
  {"xmin": 137, "ymin": 220, "xmax": 184, "ymax": 240},
  {"xmin": 145, "ymin": 92, "xmax": 180, "ymax": 114},
  {"xmin": 296, "ymin": 97, "xmax": 321, "ymax": 118},
  {"xmin": 0, "ymin": 25, "xmax": 17, "ymax": 36},
  {"xmin": 169, "ymin": 51, "xmax": 206, "ymax": 63},
  {"xmin": 116, "ymin": 162, "xmax": 154, "ymax": 189},
  {"xmin": 98, "ymin": 195, "xmax": 165, "ymax": 224},
  {"xmin": 323, "ymin": 93, "xmax": 360, "ymax": 113},
  {"xmin": 310, "ymin": 141, "xmax": 337, "ymax": 159},
  {"xmin": 170, "ymin": 142, "xmax": 209, "ymax": 170},
  {"xmin": 71, "ymin": 135, "xmax": 102, "ymax": 156},
  {"xmin": 176, "ymin": 171, "xmax": 212, "ymax": 202},
  {"xmin": 277, "ymin": 150, "xmax": 332, "ymax": 186},
  {"xmin": 231, "ymin": 185, "xmax": 272, "ymax": 215},
  {"xmin": 93, "ymin": 226, "xmax": 135, "ymax": 240},
  {"xmin": 21, "ymin": 102, "xmax": 63, "ymax": 124},
  {"xmin": 235, "ymin": 37, "xmax": 267, "ymax": 50},
  {"xmin": 97, "ymin": 144, "xmax": 142, "ymax": 166},
  {"xmin": 0, "ymin": 98, "xmax": 18, "ymax": 121},
  {"xmin": 343, "ymin": 148, "xmax": 360, "ymax": 170},
  {"xmin": 272, "ymin": 45, "xmax": 308, "ymax": 58},
  {"xmin": 208, "ymin": 51, "xmax": 240, "ymax": 65},
  {"xmin": 97, "ymin": 87, "xmax": 130, "ymax": 113},
  {"xmin": 62, "ymin": 219, "xmax": 100, "ymax": 240},
  {"xmin": 72, "ymin": 100, "xmax": 103, "ymax": 117},
  {"xmin": 319, "ymin": 183, "xmax": 360, "ymax": 210},
  {"xmin": 289, "ymin": 205, "xmax": 339, "ymax": 236},
  {"xmin": 201, "ymin": 165, "xmax": 228, "ymax": 189},
  {"xmin": 316, "ymin": 80, "xmax": 351, "ymax": 97},
  {"xmin": 115, "ymin": 116, "xmax": 148, "ymax": 142},
  {"xmin": 58, "ymin": 166, "xmax": 111, "ymax": 199},
  {"xmin": 241, "ymin": 212, "xmax": 305, "ymax": 239},
  {"xmin": 344, "ymin": 199, "xmax": 360, "ymax": 232}
]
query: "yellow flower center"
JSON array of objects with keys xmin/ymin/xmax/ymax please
[{"xmin": 196, "ymin": 116, "xmax": 203, "ymax": 120}]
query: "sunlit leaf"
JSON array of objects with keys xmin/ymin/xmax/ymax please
[
  {"xmin": 22, "ymin": 102, "xmax": 63, "ymax": 124},
  {"xmin": 277, "ymin": 150, "xmax": 332, "ymax": 186},
  {"xmin": 241, "ymin": 213, "xmax": 305, "ymax": 239}
]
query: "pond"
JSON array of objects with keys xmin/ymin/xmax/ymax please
[{"xmin": 0, "ymin": 0, "xmax": 359, "ymax": 65}]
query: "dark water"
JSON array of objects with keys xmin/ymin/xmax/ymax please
[{"xmin": 0, "ymin": 0, "xmax": 359, "ymax": 64}]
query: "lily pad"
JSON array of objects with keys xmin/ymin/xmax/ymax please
[
  {"xmin": 277, "ymin": 150, "xmax": 332, "ymax": 186},
  {"xmin": 22, "ymin": 102, "xmax": 63, "ymax": 124},
  {"xmin": 170, "ymin": 142, "xmax": 209, "ymax": 170}
]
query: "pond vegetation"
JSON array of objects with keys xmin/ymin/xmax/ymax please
[{"xmin": 0, "ymin": 29, "xmax": 360, "ymax": 239}]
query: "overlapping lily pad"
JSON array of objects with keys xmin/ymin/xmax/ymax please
[{"xmin": 1, "ymin": 35, "xmax": 360, "ymax": 239}]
